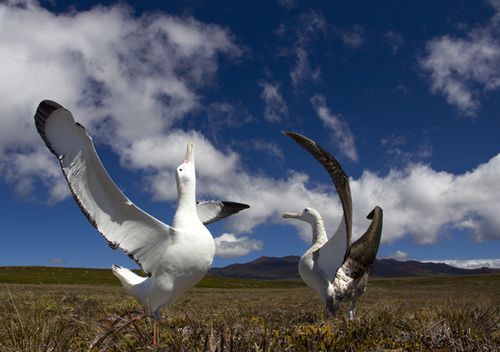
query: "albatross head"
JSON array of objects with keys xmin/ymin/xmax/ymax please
[
  {"xmin": 282, "ymin": 207, "xmax": 321, "ymax": 225},
  {"xmin": 176, "ymin": 143, "xmax": 196, "ymax": 189}
]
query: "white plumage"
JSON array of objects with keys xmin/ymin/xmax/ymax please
[{"xmin": 35, "ymin": 100, "xmax": 249, "ymax": 320}]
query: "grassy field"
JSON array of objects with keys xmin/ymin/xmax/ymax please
[
  {"xmin": 0, "ymin": 266, "xmax": 304, "ymax": 289},
  {"xmin": 0, "ymin": 268, "xmax": 498, "ymax": 351}
]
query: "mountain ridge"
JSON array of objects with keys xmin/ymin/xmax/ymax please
[{"xmin": 209, "ymin": 256, "xmax": 500, "ymax": 279}]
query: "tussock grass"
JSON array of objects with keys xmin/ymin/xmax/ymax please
[{"xmin": 0, "ymin": 274, "xmax": 498, "ymax": 351}]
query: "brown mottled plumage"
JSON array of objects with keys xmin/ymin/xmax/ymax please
[
  {"xmin": 282, "ymin": 131, "xmax": 352, "ymax": 261},
  {"xmin": 282, "ymin": 131, "xmax": 383, "ymax": 320}
]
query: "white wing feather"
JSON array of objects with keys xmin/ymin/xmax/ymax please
[
  {"xmin": 196, "ymin": 201, "xmax": 225, "ymax": 224},
  {"xmin": 196, "ymin": 201, "xmax": 249, "ymax": 225},
  {"xmin": 36, "ymin": 101, "xmax": 172, "ymax": 275},
  {"xmin": 316, "ymin": 216, "xmax": 349, "ymax": 282}
]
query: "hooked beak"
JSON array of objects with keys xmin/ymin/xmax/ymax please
[
  {"xmin": 283, "ymin": 211, "xmax": 300, "ymax": 219},
  {"xmin": 183, "ymin": 143, "xmax": 194, "ymax": 163}
]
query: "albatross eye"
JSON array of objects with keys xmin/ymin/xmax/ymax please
[
  {"xmin": 179, "ymin": 168, "xmax": 183, "ymax": 172},
  {"xmin": 304, "ymin": 208, "xmax": 309, "ymax": 213}
]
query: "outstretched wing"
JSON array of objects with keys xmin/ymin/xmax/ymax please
[
  {"xmin": 315, "ymin": 215, "xmax": 350, "ymax": 281},
  {"xmin": 348, "ymin": 206, "xmax": 383, "ymax": 267},
  {"xmin": 283, "ymin": 131, "xmax": 352, "ymax": 280},
  {"xmin": 197, "ymin": 201, "xmax": 250, "ymax": 225},
  {"xmin": 35, "ymin": 100, "xmax": 173, "ymax": 275}
]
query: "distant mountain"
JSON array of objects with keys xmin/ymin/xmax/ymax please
[
  {"xmin": 210, "ymin": 256, "xmax": 300, "ymax": 280},
  {"xmin": 372, "ymin": 259, "xmax": 500, "ymax": 277},
  {"xmin": 209, "ymin": 256, "xmax": 500, "ymax": 280}
]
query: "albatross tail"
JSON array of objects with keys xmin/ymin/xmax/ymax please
[{"xmin": 112, "ymin": 264, "xmax": 147, "ymax": 292}]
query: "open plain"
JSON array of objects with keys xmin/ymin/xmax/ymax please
[{"xmin": 0, "ymin": 267, "xmax": 498, "ymax": 351}]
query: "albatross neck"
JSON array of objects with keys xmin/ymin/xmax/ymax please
[
  {"xmin": 310, "ymin": 214, "xmax": 328, "ymax": 245},
  {"xmin": 174, "ymin": 179, "xmax": 198, "ymax": 226}
]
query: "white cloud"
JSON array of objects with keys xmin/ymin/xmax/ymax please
[
  {"xmin": 122, "ymin": 131, "xmax": 239, "ymax": 180},
  {"xmin": 289, "ymin": 10, "xmax": 326, "ymax": 87},
  {"xmin": 0, "ymin": 2, "xmax": 338, "ymax": 253},
  {"xmin": 392, "ymin": 250, "xmax": 408, "ymax": 261},
  {"xmin": 351, "ymin": 153, "xmax": 500, "ymax": 243},
  {"xmin": 420, "ymin": 1, "xmax": 500, "ymax": 116},
  {"xmin": 0, "ymin": 1, "xmax": 241, "ymax": 199},
  {"xmin": 290, "ymin": 47, "xmax": 322, "ymax": 87},
  {"xmin": 259, "ymin": 80, "xmax": 288, "ymax": 123},
  {"xmin": 214, "ymin": 233, "xmax": 263, "ymax": 258},
  {"xmin": 422, "ymin": 259, "xmax": 500, "ymax": 269},
  {"xmin": 310, "ymin": 95, "xmax": 359, "ymax": 162},
  {"xmin": 271, "ymin": 151, "xmax": 500, "ymax": 246},
  {"xmin": 0, "ymin": 150, "xmax": 69, "ymax": 202},
  {"xmin": 2, "ymin": 2, "xmax": 500, "ymax": 259}
]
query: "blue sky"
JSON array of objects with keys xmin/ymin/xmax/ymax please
[{"xmin": 1, "ymin": 0, "xmax": 499, "ymax": 270}]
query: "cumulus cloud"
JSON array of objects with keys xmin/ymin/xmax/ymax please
[
  {"xmin": 0, "ymin": 1, "xmax": 241, "ymax": 198},
  {"xmin": 214, "ymin": 233, "xmax": 263, "ymax": 258},
  {"xmin": 423, "ymin": 258, "xmax": 500, "ymax": 269},
  {"xmin": 2, "ymin": 1, "xmax": 500, "ymax": 260},
  {"xmin": 0, "ymin": 2, "xmax": 340, "ymax": 256},
  {"xmin": 259, "ymin": 80, "xmax": 288, "ymax": 123},
  {"xmin": 351, "ymin": 153, "xmax": 500, "ymax": 243},
  {"xmin": 192, "ymin": 150, "xmax": 500, "ymax": 246},
  {"xmin": 310, "ymin": 95, "xmax": 359, "ymax": 162},
  {"xmin": 392, "ymin": 250, "xmax": 408, "ymax": 261},
  {"xmin": 420, "ymin": 0, "xmax": 500, "ymax": 116}
]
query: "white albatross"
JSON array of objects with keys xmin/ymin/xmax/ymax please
[
  {"xmin": 282, "ymin": 131, "xmax": 383, "ymax": 320},
  {"xmin": 34, "ymin": 100, "xmax": 249, "ymax": 344}
]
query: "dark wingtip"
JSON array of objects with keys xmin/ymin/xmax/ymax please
[
  {"xmin": 39, "ymin": 100, "xmax": 63, "ymax": 112},
  {"xmin": 282, "ymin": 130, "xmax": 318, "ymax": 148},
  {"xmin": 282, "ymin": 130, "xmax": 304, "ymax": 140},
  {"xmin": 202, "ymin": 201, "xmax": 251, "ymax": 225},
  {"xmin": 34, "ymin": 100, "xmax": 64, "ymax": 155},
  {"xmin": 221, "ymin": 201, "xmax": 250, "ymax": 210},
  {"xmin": 366, "ymin": 206, "xmax": 382, "ymax": 220}
]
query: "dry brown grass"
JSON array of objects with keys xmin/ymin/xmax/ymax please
[{"xmin": 0, "ymin": 274, "xmax": 498, "ymax": 351}]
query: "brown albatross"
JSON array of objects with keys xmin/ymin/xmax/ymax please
[{"xmin": 282, "ymin": 131, "xmax": 383, "ymax": 319}]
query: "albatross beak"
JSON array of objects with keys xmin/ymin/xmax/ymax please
[
  {"xmin": 183, "ymin": 143, "xmax": 194, "ymax": 163},
  {"xmin": 283, "ymin": 211, "xmax": 300, "ymax": 218}
]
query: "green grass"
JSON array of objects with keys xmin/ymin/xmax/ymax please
[
  {"xmin": 0, "ymin": 268, "xmax": 498, "ymax": 351},
  {"xmin": 0, "ymin": 266, "xmax": 304, "ymax": 288},
  {"xmin": 0, "ymin": 266, "xmax": 119, "ymax": 285}
]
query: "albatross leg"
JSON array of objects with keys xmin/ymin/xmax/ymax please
[
  {"xmin": 150, "ymin": 308, "xmax": 162, "ymax": 346},
  {"xmin": 348, "ymin": 300, "xmax": 357, "ymax": 321},
  {"xmin": 152, "ymin": 320, "xmax": 158, "ymax": 346},
  {"xmin": 349, "ymin": 272, "xmax": 369, "ymax": 321}
]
